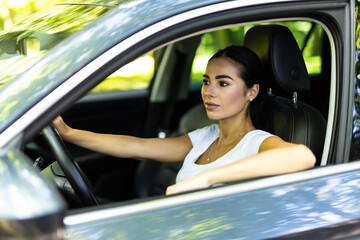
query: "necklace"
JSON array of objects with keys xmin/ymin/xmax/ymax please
[{"xmin": 206, "ymin": 131, "xmax": 246, "ymax": 162}]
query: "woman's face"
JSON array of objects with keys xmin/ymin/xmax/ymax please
[{"xmin": 201, "ymin": 56, "xmax": 253, "ymax": 121}]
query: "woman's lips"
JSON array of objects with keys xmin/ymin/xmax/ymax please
[{"xmin": 205, "ymin": 102, "xmax": 219, "ymax": 110}]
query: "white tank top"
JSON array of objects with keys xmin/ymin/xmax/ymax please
[{"xmin": 176, "ymin": 124, "xmax": 274, "ymax": 183}]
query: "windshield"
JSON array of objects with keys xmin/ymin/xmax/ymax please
[{"xmin": 0, "ymin": 2, "xmax": 115, "ymax": 87}]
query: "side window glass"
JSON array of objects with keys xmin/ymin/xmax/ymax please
[
  {"xmin": 190, "ymin": 21, "xmax": 324, "ymax": 89},
  {"xmin": 283, "ymin": 22, "xmax": 323, "ymax": 75},
  {"xmin": 190, "ymin": 32, "xmax": 217, "ymax": 87},
  {"xmin": 90, "ymin": 52, "xmax": 154, "ymax": 93},
  {"xmin": 190, "ymin": 29, "xmax": 242, "ymax": 87}
]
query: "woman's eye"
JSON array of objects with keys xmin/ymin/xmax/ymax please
[
  {"xmin": 203, "ymin": 79, "xmax": 210, "ymax": 85},
  {"xmin": 219, "ymin": 81, "xmax": 228, "ymax": 87}
]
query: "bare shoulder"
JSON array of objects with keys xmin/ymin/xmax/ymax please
[
  {"xmin": 162, "ymin": 134, "xmax": 193, "ymax": 149},
  {"xmin": 259, "ymin": 136, "xmax": 296, "ymax": 152}
]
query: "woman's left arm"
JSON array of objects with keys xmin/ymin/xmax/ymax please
[{"xmin": 166, "ymin": 137, "xmax": 316, "ymax": 195}]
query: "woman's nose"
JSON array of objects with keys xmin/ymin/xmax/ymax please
[{"xmin": 203, "ymin": 84, "xmax": 216, "ymax": 97}]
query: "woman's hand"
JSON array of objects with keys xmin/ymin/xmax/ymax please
[
  {"xmin": 166, "ymin": 171, "xmax": 213, "ymax": 195},
  {"xmin": 52, "ymin": 116, "xmax": 71, "ymax": 139}
]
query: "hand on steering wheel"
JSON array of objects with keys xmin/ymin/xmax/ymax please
[{"xmin": 42, "ymin": 125, "xmax": 98, "ymax": 207}]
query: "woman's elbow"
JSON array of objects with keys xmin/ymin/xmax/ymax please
[{"xmin": 296, "ymin": 144, "xmax": 316, "ymax": 169}]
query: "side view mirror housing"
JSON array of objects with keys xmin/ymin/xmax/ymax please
[{"xmin": 0, "ymin": 149, "xmax": 66, "ymax": 239}]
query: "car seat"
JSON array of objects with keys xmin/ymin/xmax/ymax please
[{"xmin": 243, "ymin": 24, "xmax": 326, "ymax": 164}]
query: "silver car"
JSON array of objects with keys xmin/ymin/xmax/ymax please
[{"xmin": 0, "ymin": 0, "xmax": 360, "ymax": 239}]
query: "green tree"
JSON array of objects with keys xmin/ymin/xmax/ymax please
[{"xmin": 0, "ymin": 0, "xmax": 64, "ymax": 31}]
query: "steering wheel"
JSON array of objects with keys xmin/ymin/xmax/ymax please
[{"xmin": 42, "ymin": 125, "xmax": 98, "ymax": 206}]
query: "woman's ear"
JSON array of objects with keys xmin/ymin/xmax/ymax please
[{"xmin": 248, "ymin": 84, "xmax": 260, "ymax": 101}]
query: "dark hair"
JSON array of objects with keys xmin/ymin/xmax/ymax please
[{"xmin": 209, "ymin": 45, "xmax": 268, "ymax": 130}]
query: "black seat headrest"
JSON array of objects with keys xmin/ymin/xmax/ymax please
[{"xmin": 243, "ymin": 25, "xmax": 310, "ymax": 95}]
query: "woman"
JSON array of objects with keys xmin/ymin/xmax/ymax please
[{"xmin": 53, "ymin": 46, "xmax": 316, "ymax": 196}]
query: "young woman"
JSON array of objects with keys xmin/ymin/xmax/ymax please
[{"xmin": 53, "ymin": 46, "xmax": 316, "ymax": 195}]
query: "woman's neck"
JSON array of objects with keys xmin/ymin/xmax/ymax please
[{"xmin": 218, "ymin": 116, "xmax": 255, "ymax": 144}]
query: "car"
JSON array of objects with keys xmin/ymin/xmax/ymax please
[{"xmin": 0, "ymin": 0, "xmax": 360, "ymax": 239}]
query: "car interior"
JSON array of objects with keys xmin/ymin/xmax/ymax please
[{"xmin": 25, "ymin": 19, "xmax": 331, "ymax": 208}]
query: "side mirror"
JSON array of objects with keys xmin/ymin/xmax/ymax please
[{"xmin": 0, "ymin": 149, "xmax": 66, "ymax": 239}]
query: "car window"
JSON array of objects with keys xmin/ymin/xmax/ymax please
[
  {"xmin": 299, "ymin": 23, "xmax": 324, "ymax": 75},
  {"xmin": 89, "ymin": 52, "xmax": 154, "ymax": 93},
  {"xmin": 190, "ymin": 21, "xmax": 324, "ymax": 87}
]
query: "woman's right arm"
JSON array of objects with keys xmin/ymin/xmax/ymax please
[{"xmin": 52, "ymin": 116, "xmax": 193, "ymax": 162}]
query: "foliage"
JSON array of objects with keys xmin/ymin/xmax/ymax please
[
  {"xmin": 0, "ymin": 0, "xmax": 128, "ymax": 31},
  {"xmin": 0, "ymin": 0, "xmax": 64, "ymax": 31},
  {"xmin": 0, "ymin": 2, "xmax": 114, "ymax": 87}
]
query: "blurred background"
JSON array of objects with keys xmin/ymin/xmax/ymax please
[{"xmin": 0, "ymin": 0, "xmax": 63, "ymax": 31}]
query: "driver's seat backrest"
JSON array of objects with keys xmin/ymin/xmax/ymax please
[{"xmin": 243, "ymin": 25, "xmax": 326, "ymax": 164}]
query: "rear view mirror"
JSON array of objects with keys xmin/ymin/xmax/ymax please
[{"xmin": 26, "ymin": 37, "xmax": 41, "ymax": 56}]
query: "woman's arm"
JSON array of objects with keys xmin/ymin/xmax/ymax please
[
  {"xmin": 166, "ymin": 136, "xmax": 316, "ymax": 195},
  {"xmin": 52, "ymin": 116, "xmax": 193, "ymax": 162}
]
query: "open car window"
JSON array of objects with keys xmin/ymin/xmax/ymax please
[{"xmin": 26, "ymin": 18, "xmax": 331, "ymax": 210}]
